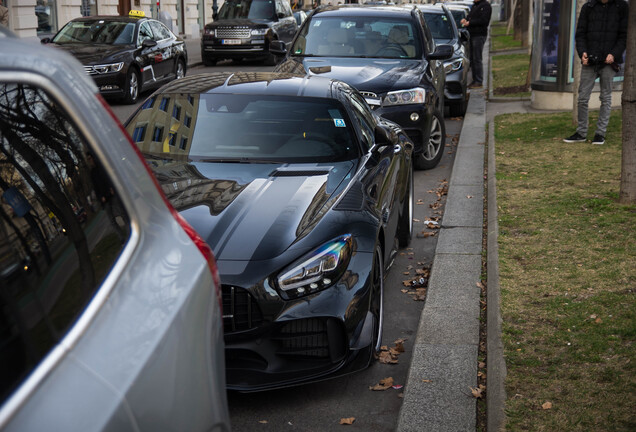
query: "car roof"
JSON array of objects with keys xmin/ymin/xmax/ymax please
[
  {"xmin": 313, "ymin": 4, "xmax": 419, "ymax": 19},
  {"xmin": 156, "ymin": 72, "xmax": 349, "ymax": 100},
  {"xmin": 417, "ymin": 4, "xmax": 449, "ymax": 14},
  {"xmin": 68, "ymin": 15, "xmax": 147, "ymax": 24}
]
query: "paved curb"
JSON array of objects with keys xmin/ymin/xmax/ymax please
[
  {"xmin": 486, "ymin": 120, "xmax": 507, "ymax": 431},
  {"xmin": 396, "ymin": 71, "xmax": 488, "ymax": 432}
]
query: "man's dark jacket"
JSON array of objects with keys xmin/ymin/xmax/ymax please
[
  {"xmin": 465, "ymin": 0, "xmax": 492, "ymax": 37},
  {"xmin": 575, "ymin": 0, "xmax": 628, "ymax": 64}
]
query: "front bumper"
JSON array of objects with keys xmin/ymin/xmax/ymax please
[
  {"xmin": 371, "ymin": 104, "xmax": 431, "ymax": 155},
  {"xmin": 90, "ymin": 70, "xmax": 128, "ymax": 99},
  {"xmin": 220, "ymin": 249, "xmax": 376, "ymax": 392},
  {"xmin": 201, "ymin": 38, "xmax": 269, "ymax": 60},
  {"xmin": 444, "ymin": 68, "xmax": 467, "ymax": 102}
]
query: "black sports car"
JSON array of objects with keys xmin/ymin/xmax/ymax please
[
  {"xmin": 272, "ymin": 5, "xmax": 452, "ymax": 170},
  {"xmin": 125, "ymin": 72, "xmax": 414, "ymax": 391},
  {"xmin": 41, "ymin": 11, "xmax": 187, "ymax": 104}
]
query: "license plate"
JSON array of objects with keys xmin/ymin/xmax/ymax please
[{"xmin": 221, "ymin": 39, "xmax": 241, "ymax": 45}]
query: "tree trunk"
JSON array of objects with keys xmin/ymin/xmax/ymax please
[
  {"xmin": 572, "ymin": 0, "xmax": 585, "ymax": 125},
  {"xmin": 620, "ymin": 5, "xmax": 636, "ymax": 203}
]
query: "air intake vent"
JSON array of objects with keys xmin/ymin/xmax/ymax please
[
  {"xmin": 335, "ymin": 182, "xmax": 364, "ymax": 211},
  {"xmin": 222, "ymin": 285, "xmax": 263, "ymax": 334},
  {"xmin": 274, "ymin": 318, "xmax": 330, "ymax": 358}
]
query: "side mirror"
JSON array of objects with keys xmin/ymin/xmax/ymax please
[
  {"xmin": 142, "ymin": 39, "xmax": 158, "ymax": 48},
  {"xmin": 269, "ymin": 40, "xmax": 287, "ymax": 56},
  {"xmin": 40, "ymin": 37, "xmax": 51, "ymax": 44},
  {"xmin": 428, "ymin": 44, "xmax": 453, "ymax": 61},
  {"xmin": 374, "ymin": 125, "xmax": 391, "ymax": 147},
  {"xmin": 213, "ymin": 12, "xmax": 218, "ymax": 20},
  {"xmin": 459, "ymin": 29, "xmax": 470, "ymax": 43},
  {"xmin": 277, "ymin": 12, "xmax": 286, "ymax": 19}
]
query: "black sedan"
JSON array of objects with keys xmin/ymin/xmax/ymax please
[
  {"xmin": 125, "ymin": 72, "xmax": 414, "ymax": 391},
  {"xmin": 273, "ymin": 5, "xmax": 452, "ymax": 170},
  {"xmin": 41, "ymin": 11, "xmax": 187, "ymax": 104},
  {"xmin": 419, "ymin": 4, "xmax": 470, "ymax": 117}
]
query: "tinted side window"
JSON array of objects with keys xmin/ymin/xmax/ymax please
[
  {"xmin": 149, "ymin": 20, "xmax": 172, "ymax": 41},
  {"xmin": 138, "ymin": 22, "xmax": 153, "ymax": 45},
  {"xmin": 0, "ymin": 82, "xmax": 130, "ymax": 404}
]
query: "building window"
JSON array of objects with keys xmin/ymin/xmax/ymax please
[
  {"xmin": 184, "ymin": 115, "xmax": 192, "ymax": 128},
  {"xmin": 152, "ymin": 126, "xmax": 164, "ymax": 142},
  {"xmin": 159, "ymin": 97, "xmax": 169, "ymax": 111},
  {"xmin": 179, "ymin": 136, "xmax": 188, "ymax": 150},
  {"xmin": 168, "ymin": 133, "xmax": 176, "ymax": 147},
  {"xmin": 36, "ymin": 0, "xmax": 58, "ymax": 36},
  {"xmin": 142, "ymin": 97, "xmax": 156, "ymax": 110},
  {"xmin": 132, "ymin": 125, "xmax": 146, "ymax": 142},
  {"xmin": 172, "ymin": 104, "xmax": 181, "ymax": 120}
]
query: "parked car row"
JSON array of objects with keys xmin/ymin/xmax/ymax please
[{"xmin": 1, "ymin": 2, "xmax": 472, "ymax": 429}]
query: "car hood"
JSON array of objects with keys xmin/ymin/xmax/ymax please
[
  {"xmin": 150, "ymin": 160, "xmax": 356, "ymax": 261},
  {"xmin": 277, "ymin": 57, "xmax": 425, "ymax": 94},
  {"xmin": 49, "ymin": 43, "xmax": 129, "ymax": 65}
]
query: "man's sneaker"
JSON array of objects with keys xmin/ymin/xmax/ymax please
[
  {"xmin": 592, "ymin": 134, "xmax": 605, "ymax": 145},
  {"xmin": 563, "ymin": 132, "xmax": 586, "ymax": 143}
]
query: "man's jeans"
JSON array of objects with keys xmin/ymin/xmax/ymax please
[
  {"xmin": 470, "ymin": 35, "xmax": 487, "ymax": 84},
  {"xmin": 577, "ymin": 64, "xmax": 617, "ymax": 138}
]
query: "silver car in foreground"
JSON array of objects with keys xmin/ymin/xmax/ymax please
[{"xmin": 0, "ymin": 29, "xmax": 230, "ymax": 431}]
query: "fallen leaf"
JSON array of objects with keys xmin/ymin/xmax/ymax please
[
  {"xmin": 258, "ymin": 420, "xmax": 268, "ymax": 424},
  {"xmin": 542, "ymin": 401, "xmax": 552, "ymax": 410},
  {"xmin": 476, "ymin": 281, "xmax": 484, "ymax": 289},
  {"xmin": 470, "ymin": 384, "xmax": 486, "ymax": 398},
  {"xmin": 595, "ymin": 317, "xmax": 603, "ymax": 324},
  {"xmin": 340, "ymin": 417, "xmax": 355, "ymax": 425},
  {"xmin": 401, "ymin": 289, "xmax": 409, "ymax": 293},
  {"xmin": 478, "ymin": 361, "xmax": 486, "ymax": 369},
  {"xmin": 378, "ymin": 350, "xmax": 398, "ymax": 364},
  {"xmin": 466, "ymin": 195, "xmax": 473, "ymax": 199},
  {"xmin": 421, "ymin": 379, "xmax": 432, "ymax": 383},
  {"xmin": 403, "ymin": 271, "xmax": 410, "ymax": 275},
  {"xmin": 370, "ymin": 377, "xmax": 394, "ymax": 391}
]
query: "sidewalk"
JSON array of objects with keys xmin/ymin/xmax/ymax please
[{"xmin": 396, "ymin": 38, "xmax": 543, "ymax": 432}]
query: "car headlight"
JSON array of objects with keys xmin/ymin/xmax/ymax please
[
  {"xmin": 93, "ymin": 62, "xmax": 124, "ymax": 74},
  {"xmin": 251, "ymin": 28, "xmax": 268, "ymax": 36},
  {"xmin": 444, "ymin": 58, "xmax": 463, "ymax": 74},
  {"xmin": 383, "ymin": 88, "xmax": 425, "ymax": 106},
  {"xmin": 277, "ymin": 235, "xmax": 353, "ymax": 298}
]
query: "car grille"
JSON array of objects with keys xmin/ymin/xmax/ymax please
[
  {"xmin": 215, "ymin": 27, "xmax": 251, "ymax": 39},
  {"xmin": 273, "ymin": 318, "xmax": 337, "ymax": 359},
  {"xmin": 222, "ymin": 285, "xmax": 263, "ymax": 333}
]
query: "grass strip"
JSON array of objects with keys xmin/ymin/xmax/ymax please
[
  {"xmin": 492, "ymin": 53, "xmax": 531, "ymax": 98},
  {"xmin": 495, "ymin": 110, "xmax": 636, "ymax": 431}
]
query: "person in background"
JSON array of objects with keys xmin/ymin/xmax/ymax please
[
  {"xmin": 0, "ymin": 0, "xmax": 9, "ymax": 28},
  {"xmin": 564, "ymin": 0, "xmax": 628, "ymax": 146},
  {"xmin": 460, "ymin": 0, "xmax": 492, "ymax": 88}
]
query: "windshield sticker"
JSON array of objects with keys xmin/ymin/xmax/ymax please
[{"xmin": 334, "ymin": 119, "xmax": 346, "ymax": 128}]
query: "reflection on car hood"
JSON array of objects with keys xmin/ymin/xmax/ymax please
[
  {"xmin": 50, "ymin": 43, "xmax": 130, "ymax": 64},
  {"xmin": 279, "ymin": 57, "xmax": 425, "ymax": 94},
  {"xmin": 149, "ymin": 160, "xmax": 355, "ymax": 261}
]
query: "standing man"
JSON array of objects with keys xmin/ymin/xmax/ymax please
[
  {"xmin": 0, "ymin": 0, "xmax": 9, "ymax": 28},
  {"xmin": 460, "ymin": 0, "xmax": 492, "ymax": 88},
  {"xmin": 564, "ymin": 0, "xmax": 628, "ymax": 145}
]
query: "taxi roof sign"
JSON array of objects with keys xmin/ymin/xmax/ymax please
[{"xmin": 129, "ymin": 10, "xmax": 146, "ymax": 18}]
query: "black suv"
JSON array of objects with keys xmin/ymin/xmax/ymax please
[
  {"xmin": 201, "ymin": 0, "xmax": 298, "ymax": 66},
  {"xmin": 273, "ymin": 5, "xmax": 452, "ymax": 169}
]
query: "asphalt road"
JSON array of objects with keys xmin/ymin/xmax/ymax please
[{"xmin": 110, "ymin": 62, "xmax": 462, "ymax": 431}]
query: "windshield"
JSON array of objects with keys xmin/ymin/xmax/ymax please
[
  {"xmin": 217, "ymin": 0, "xmax": 276, "ymax": 20},
  {"xmin": 291, "ymin": 16, "xmax": 421, "ymax": 59},
  {"xmin": 422, "ymin": 13, "xmax": 454, "ymax": 41},
  {"xmin": 127, "ymin": 93, "xmax": 359, "ymax": 163},
  {"xmin": 52, "ymin": 20, "xmax": 136, "ymax": 45}
]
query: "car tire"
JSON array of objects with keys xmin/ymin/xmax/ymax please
[
  {"xmin": 123, "ymin": 67, "xmax": 140, "ymax": 105},
  {"xmin": 413, "ymin": 109, "xmax": 445, "ymax": 170},
  {"xmin": 175, "ymin": 58, "xmax": 186, "ymax": 79},
  {"xmin": 203, "ymin": 56, "xmax": 217, "ymax": 67},
  {"xmin": 397, "ymin": 168, "xmax": 413, "ymax": 247},
  {"xmin": 370, "ymin": 243, "xmax": 384, "ymax": 354},
  {"xmin": 449, "ymin": 97, "xmax": 466, "ymax": 117}
]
